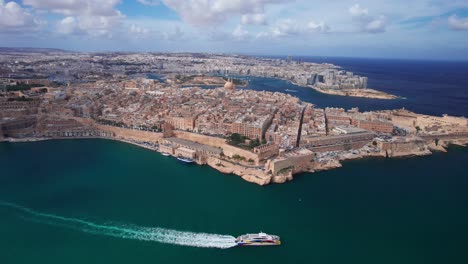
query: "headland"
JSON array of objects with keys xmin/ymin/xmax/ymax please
[{"xmin": 1, "ymin": 51, "xmax": 466, "ymax": 185}]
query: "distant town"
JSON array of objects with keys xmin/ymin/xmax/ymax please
[{"xmin": 1, "ymin": 49, "xmax": 467, "ymax": 185}]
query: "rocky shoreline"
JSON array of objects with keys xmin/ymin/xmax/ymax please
[
  {"xmin": 277, "ymin": 78, "xmax": 399, "ymax": 100},
  {"xmin": 309, "ymin": 86, "xmax": 399, "ymax": 100},
  {"xmin": 2, "ymin": 135, "xmax": 466, "ymax": 186}
]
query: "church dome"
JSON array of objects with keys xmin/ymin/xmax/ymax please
[{"xmin": 224, "ymin": 79, "xmax": 236, "ymax": 90}]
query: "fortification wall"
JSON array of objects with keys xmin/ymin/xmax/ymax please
[
  {"xmin": 95, "ymin": 124, "xmax": 164, "ymax": 143},
  {"xmin": 174, "ymin": 131, "xmax": 259, "ymax": 162},
  {"xmin": 380, "ymin": 137, "xmax": 431, "ymax": 157}
]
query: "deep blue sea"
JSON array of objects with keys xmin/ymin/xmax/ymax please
[
  {"xmin": 249, "ymin": 56, "xmax": 468, "ymax": 117},
  {"xmin": 152, "ymin": 57, "xmax": 468, "ymax": 116}
]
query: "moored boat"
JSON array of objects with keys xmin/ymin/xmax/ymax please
[
  {"xmin": 161, "ymin": 152, "xmax": 171, "ymax": 156},
  {"xmin": 235, "ymin": 232, "xmax": 281, "ymax": 246},
  {"xmin": 176, "ymin": 156, "xmax": 194, "ymax": 163}
]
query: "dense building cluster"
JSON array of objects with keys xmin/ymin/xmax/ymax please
[
  {"xmin": 1, "ymin": 51, "xmax": 467, "ymax": 185},
  {"xmin": 0, "ymin": 51, "xmax": 367, "ymax": 91}
]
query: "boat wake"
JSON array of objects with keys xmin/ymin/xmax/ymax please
[{"xmin": 0, "ymin": 201, "xmax": 237, "ymax": 249}]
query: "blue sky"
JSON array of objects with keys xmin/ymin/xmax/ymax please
[{"xmin": 0, "ymin": 0, "xmax": 468, "ymax": 60}]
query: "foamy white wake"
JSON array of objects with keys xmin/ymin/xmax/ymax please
[{"xmin": 0, "ymin": 201, "xmax": 237, "ymax": 249}]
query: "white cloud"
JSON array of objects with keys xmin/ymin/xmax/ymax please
[
  {"xmin": 130, "ymin": 24, "xmax": 150, "ymax": 34},
  {"xmin": 137, "ymin": 0, "xmax": 160, "ymax": 6},
  {"xmin": 349, "ymin": 4, "xmax": 368, "ymax": 17},
  {"xmin": 364, "ymin": 15, "xmax": 387, "ymax": 33},
  {"xmin": 23, "ymin": 0, "xmax": 122, "ymax": 17},
  {"xmin": 241, "ymin": 13, "xmax": 267, "ymax": 25},
  {"xmin": 56, "ymin": 15, "xmax": 122, "ymax": 37},
  {"xmin": 0, "ymin": 0, "xmax": 42, "ymax": 32},
  {"xmin": 349, "ymin": 3, "xmax": 387, "ymax": 33},
  {"xmin": 448, "ymin": 15, "xmax": 468, "ymax": 30},
  {"xmin": 270, "ymin": 19, "xmax": 301, "ymax": 37},
  {"xmin": 161, "ymin": 26, "xmax": 184, "ymax": 41},
  {"xmin": 162, "ymin": 0, "xmax": 287, "ymax": 26},
  {"xmin": 258, "ymin": 18, "xmax": 330, "ymax": 38},
  {"xmin": 57, "ymin": 16, "xmax": 81, "ymax": 35},
  {"xmin": 308, "ymin": 21, "xmax": 330, "ymax": 33},
  {"xmin": 123, "ymin": 17, "xmax": 189, "ymax": 41},
  {"xmin": 24, "ymin": 0, "xmax": 124, "ymax": 37},
  {"xmin": 232, "ymin": 25, "xmax": 249, "ymax": 40}
]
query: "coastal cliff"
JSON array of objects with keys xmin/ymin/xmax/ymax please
[{"xmin": 206, "ymin": 157, "xmax": 272, "ymax": 186}]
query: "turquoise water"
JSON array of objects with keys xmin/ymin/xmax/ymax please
[{"xmin": 1, "ymin": 139, "xmax": 467, "ymax": 264}]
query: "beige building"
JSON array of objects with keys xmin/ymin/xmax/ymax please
[
  {"xmin": 267, "ymin": 148, "xmax": 315, "ymax": 176},
  {"xmin": 379, "ymin": 137, "xmax": 429, "ymax": 157},
  {"xmin": 231, "ymin": 122, "xmax": 263, "ymax": 139},
  {"xmin": 163, "ymin": 137, "xmax": 223, "ymax": 159},
  {"xmin": 175, "ymin": 147, "xmax": 196, "ymax": 159},
  {"xmin": 167, "ymin": 116, "xmax": 197, "ymax": 131},
  {"xmin": 159, "ymin": 144, "xmax": 175, "ymax": 155},
  {"xmin": 352, "ymin": 119, "xmax": 394, "ymax": 133},
  {"xmin": 253, "ymin": 143, "xmax": 279, "ymax": 161}
]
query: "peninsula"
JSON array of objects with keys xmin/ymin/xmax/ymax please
[{"xmin": 1, "ymin": 50, "xmax": 466, "ymax": 185}]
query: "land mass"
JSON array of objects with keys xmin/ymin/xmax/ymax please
[
  {"xmin": 1, "ymin": 52, "xmax": 466, "ymax": 185},
  {"xmin": 308, "ymin": 86, "xmax": 398, "ymax": 100},
  {"xmin": 0, "ymin": 50, "xmax": 395, "ymax": 99}
]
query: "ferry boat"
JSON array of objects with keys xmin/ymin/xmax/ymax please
[
  {"xmin": 176, "ymin": 156, "xmax": 194, "ymax": 163},
  {"xmin": 235, "ymin": 232, "xmax": 281, "ymax": 246}
]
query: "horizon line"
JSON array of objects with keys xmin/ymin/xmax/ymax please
[{"xmin": 1, "ymin": 47, "xmax": 468, "ymax": 63}]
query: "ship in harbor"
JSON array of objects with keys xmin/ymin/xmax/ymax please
[
  {"xmin": 176, "ymin": 155, "xmax": 194, "ymax": 163},
  {"xmin": 235, "ymin": 232, "xmax": 281, "ymax": 246}
]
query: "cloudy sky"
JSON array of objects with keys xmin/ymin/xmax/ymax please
[{"xmin": 1, "ymin": 0, "xmax": 467, "ymax": 59}]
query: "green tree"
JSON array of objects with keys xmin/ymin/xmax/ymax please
[
  {"xmin": 228, "ymin": 133, "xmax": 245, "ymax": 146},
  {"xmin": 249, "ymin": 138, "xmax": 261, "ymax": 148}
]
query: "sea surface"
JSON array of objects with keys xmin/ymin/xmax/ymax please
[
  {"xmin": 234, "ymin": 57, "xmax": 468, "ymax": 117},
  {"xmin": 2, "ymin": 58, "xmax": 468, "ymax": 264},
  {"xmin": 1, "ymin": 139, "xmax": 467, "ymax": 264},
  {"xmin": 152, "ymin": 58, "xmax": 468, "ymax": 116}
]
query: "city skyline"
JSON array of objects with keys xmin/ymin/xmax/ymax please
[{"xmin": 0, "ymin": 0, "xmax": 468, "ymax": 60}]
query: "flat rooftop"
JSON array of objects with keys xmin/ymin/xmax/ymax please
[
  {"xmin": 334, "ymin": 126, "xmax": 368, "ymax": 134},
  {"xmin": 165, "ymin": 137, "xmax": 222, "ymax": 154}
]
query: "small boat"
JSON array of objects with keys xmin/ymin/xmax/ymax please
[
  {"xmin": 235, "ymin": 232, "xmax": 281, "ymax": 246},
  {"xmin": 161, "ymin": 152, "xmax": 171, "ymax": 156},
  {"xmin": 176, "ymin": 156, "xmax": 194, "ymax": 163},
  {"xmin": 285, "ymin": 89, "xmax": 298, "ymax": 92}
]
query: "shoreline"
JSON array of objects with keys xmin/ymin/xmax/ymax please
[
  {"xmin": 0, "ymin": 136, "xmax": 159, "ymax": 152},
  {"xmin": 284, "ymin": 78, "xmax": 399, "ymax": 100},
  {"xmin": 308, "ymin": 85, "xmax": 399, "ymax": 100},
  {"xmin": 2, "ymin": 135, "xmax": 466, "ymax": 186},
  {"xmin": 179, "ymin": 74, "xmax": 399, "ymax": 100}
]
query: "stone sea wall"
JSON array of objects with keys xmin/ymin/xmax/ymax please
[
  {"xmin": 95, "ymin": 124, "xmax": 164, "ymax": 143},
  {"xmin": 206, "ymin": 157, "xmax": 271, "ymax": 186},
  {"xmin": 174, "ymin": 131, "xmax": 259, "ymax": 162}
]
